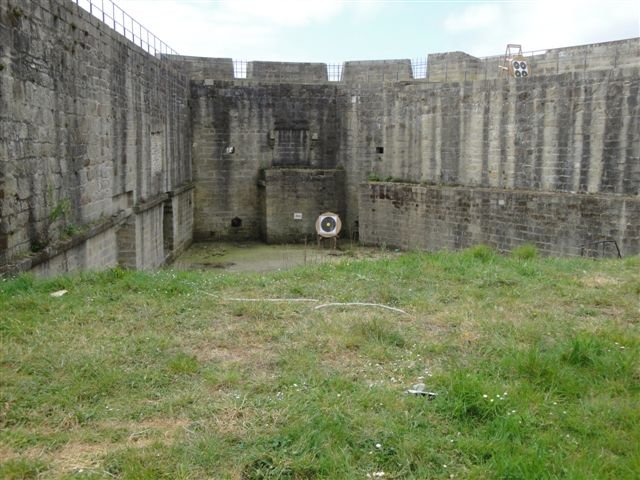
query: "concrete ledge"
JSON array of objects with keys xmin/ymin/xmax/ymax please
[
  {"xmin": 359, "ymin": 182, "xmax": 640, "ymax": 257},
  {"xmin": 133, "ymin": 193, "xmax": 169, "ymax": 214},
  {"xmin": 247, "ymin": 61, "xmax": 328, "ymax": 83},
  {"xmin": 164, "ymin": 55, "xmax": 234, "ymax": 80},
  {"xmin": 342, "ymin": 59, "xmax": 413, "ymax": 83},
  {"xmin": 1, "ymin": 210, "xmax": 130, "ymax": 276},
  {"xmin": 169, "ymin": 182, "xmax": 196, "ymax": 197}
]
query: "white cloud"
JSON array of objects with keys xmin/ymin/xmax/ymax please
[
  {"xmin": 443, "ymin": 0, "xmax": 639, "ymax": 57},
  {"xmin": 93, "ymin": 0, "xmax": 638, "ymax": 61},
  {"xmin": 444, "ymin": 4, "xmax": 501, "ymax": 33},
  {"xmin": 216, "ymin": 0, "xmax": 346, "ymax": 27},
  {"xmin": 112, "ymin": 0, "xmax": 351, "ymax": 58}
]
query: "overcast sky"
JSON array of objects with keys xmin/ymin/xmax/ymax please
[{"xmin": 85, "ymin": 0, "xmax": 639, "ymax": 61}]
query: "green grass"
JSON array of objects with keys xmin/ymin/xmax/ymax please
[{"xmin": 1, "ymin": 249, "xmax": 639, "ymax": 479}]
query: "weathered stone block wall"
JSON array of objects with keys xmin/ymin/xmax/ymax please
[
  {"xmin": 31, "ymin": 225, "xmax": 118, "ymax": 276},
  {"xmin": 426, "ymin": 52, "xmax": 484, "ymax": 82},
  {"xmin": 191, "ymin": 80, "xmax": 341, "ymax": 241},
  {"xmin": 343, "ymin": 68, "xmax": 639, "ymax": 196},
  {"xmin": 190, "ymin": 42, "xmax": 638, "ymax": 254},
  {"xmin": 360, "ymin": 183, "xmax": 640, "ymax": 257},
  {"xmin": 170, "ymin": 187, "xmax": 194, "ymax": 256},
  {"xmin": 133, "ymin": 203, "xmax": 165, "ymax": 270},
  {"xmin": 338, "ymin": 66, "xmax": 639, "ymax": 234},
  {"xmin": 247, "ymin": 61, "xmax": 328, "ymax": 83},
  {"xmin": 264, "ymin": 168, "xmax": 345, "ymax": 243},
  {"xmin": 3, "ymin": 0, "xmax": 636, "ymax": 268},
  {"xmin": 428, "ymin": 38, "xmax": 640, "ymax": 83},
  {"xmin": 0, "ymin": 0, "xmax": 192, "ymax": 275},
  {"xmin": 164, "ymin": 55, "xmax": 234, "ymax": 81},
  {"xmin": 342, "ymin": 59, "xmax": 413, "ymax": 83}
]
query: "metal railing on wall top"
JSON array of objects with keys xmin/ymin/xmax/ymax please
[
  {"xmin": 71, "ymin": 0, "xmax": 635, "ymax": 81},
  {"xmin": 72, "ymin": 0, "xmax": 178, "ymax": 56}
]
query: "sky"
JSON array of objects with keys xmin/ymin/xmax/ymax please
[{"xmin": 88, "ymin": 0, "xmax": 639, "ymax": 62}]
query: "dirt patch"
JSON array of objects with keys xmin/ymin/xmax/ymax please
[
  {"xmin": 579, "ymin": 274, "xmax": 619, "ymax": 288},
  {"xmin": 192, "ymin": 342, "xmax": 276, "ymax": 367},
  {"xmin": 0, "ymin": 444, "xmax": 17, "ymax": 462},
  {"xmin": 172, "ymin": 241, "xmax": 396, "ymax": 273},
  {"xmin": 50, "ymin": 442, "xmax": 109, "ymax": 473},
  {"xmin": 0, "ymin": 418, "xmax": 192, "ymax": 476}
]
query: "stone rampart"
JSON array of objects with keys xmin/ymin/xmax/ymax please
[
  {"xmin": 1, "ymin": 0, "xmax": 638, "ymax": 272},
  {"xmin": 0, "ymin": 0, "xmax": 193, "ymax": 275},
  {"xmin": 359, "ymin": 183, "xmax": 640, "ymax": 257}
]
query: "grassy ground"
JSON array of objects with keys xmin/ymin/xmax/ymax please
[{"xmin": 1, "ymin": 246, "xmax": 639, "ymax": 479}]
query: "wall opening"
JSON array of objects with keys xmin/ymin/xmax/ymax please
[
  {"xmin": 116, "ymin": 217, "xmax": 136, "ymax": 269},
  {"xmin": 163, "ymin": 200, "xmax": 174, "ymax": 254}
]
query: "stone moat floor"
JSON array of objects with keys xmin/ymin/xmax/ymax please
[{"xmin": 172, "ymin": 241, "xmax": 399, "ymax": 272}]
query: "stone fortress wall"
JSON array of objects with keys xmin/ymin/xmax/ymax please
[
  {"xmin": 1, "ymin": 0, "xmax": 638, "ymax": 275},
  {"xmin": 1, "ymin": 0, "xmax": 192, "ymax": 275},
  {"xmin": 177, "ymin": 40, "xmax": 639, "ymax": 257}
]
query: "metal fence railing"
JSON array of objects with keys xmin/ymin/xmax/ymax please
[
  {"xmin": 428, "ymin": 45, "xmax": 637, "ymax": 83},
  {"xmin": 229, "ymin": 58, "xmax": 428, "ymax": 82},
  {"xmin": 411, "ymin": 58, "xmax": 428, "ymax": 79},
  {"xmin": 70, "ymin": 0, "xmax": 636, "ymax": 81},
  {"xmin": 72, "ymin": 0, "xmax": 178, "ymax": 56}
]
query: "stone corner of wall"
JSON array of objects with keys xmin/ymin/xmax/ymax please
[
  {"xmin": 163, "ymin": 55, "xmax": 235, "ymax": 80},
  {"xmin": 246, "ymin": 61, "xmax": 328, "ymax": 82},
  {"xmin": 341, "ymin": 59, "xmax": 413, "ymax": 83}
]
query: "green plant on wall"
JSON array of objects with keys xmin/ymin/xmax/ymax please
[
  {"xmin": 32, "ymin": 194, "xmax": 76, "ymax": 251},
  {"xmin": 48, "ymin": 198, "xmax": 71, "ymax": 224},
  {"xmin": 11, "ymin": 6, "xmax": 24, "ymax": 18}
]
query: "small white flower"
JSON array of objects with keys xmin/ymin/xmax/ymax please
[
  {"xmin": 482, "ymin": 394, "xmax": 488, "ymax": 398},
  {"xmin": 375, "ymin": 443, "xmax": 382, "ymax": 449}
]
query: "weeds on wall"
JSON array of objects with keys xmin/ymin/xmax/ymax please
[{"xmin": 31, "ymin": 192, "xmax": 79, "ymax": 252}]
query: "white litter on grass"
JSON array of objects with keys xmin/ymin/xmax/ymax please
[
  {"xmin": 50, "ymin": 290, "xmax": 68, "ymax": 297},
  {"xmin": 406, "ymin": 383, "xmax": 438, "ymax": 398}
]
